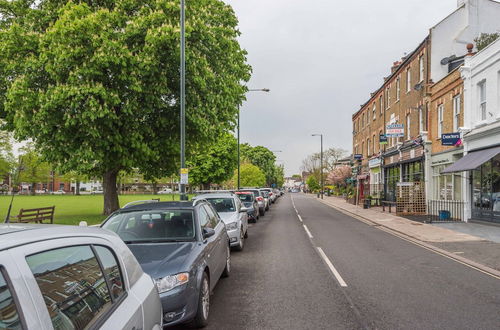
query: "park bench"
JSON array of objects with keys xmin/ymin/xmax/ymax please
[
  {"xmin": 9, "ymin": 206, "xmax": 55, "ymax": 224},
  {"xmin": 382, "ymin": 201, "xmax": 397, "ymax": 213}
]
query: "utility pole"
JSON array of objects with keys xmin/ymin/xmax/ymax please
[{"xmin": 179, "ymin": 0, "xmax": 187, "ymax": 200}]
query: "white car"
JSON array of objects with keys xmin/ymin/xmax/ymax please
[
  {"xmin": 0, "ymin": 224, "xmax": 163, "ymax": 329},
  {"xmin": 52, "ymin": 189, "xmax": 66, "ymax": 195},
  {"xmin": 157, "ymin": 188, "xmax": 173, "ymax": 194},
  {"xmin": 193, "ymin": 193, "xmax": 249, "ymax": 251}
]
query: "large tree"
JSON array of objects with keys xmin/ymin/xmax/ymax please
[
  {"xmin": 240, "ymin": 144, "xmax": 276, "ymax": 186},
  {"xmin": 17, "ymin": 143, "xmax": 51, "ymax": 195},
  {"xmin": 0, "ymin": 0, "xmax": 251, "ymax": 214},
  {"xmin": 188, "ymin": 133, "xmax": 237, "ymax": 189},
  {"xmin": 230, "ymin": 162, "xmax": 265, "ymax": 188}
]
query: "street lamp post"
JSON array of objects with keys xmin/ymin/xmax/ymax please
[
  {"xmin": 179, "ymin": 0, "xmax": 187, "ymax": 200},
  {"xmin": 237, "ymin": 88, "xmax": 270, "ymax": 189},
  {"xmin": 312, "ymin": 134, "xmax": 324, "ymax": 199}
]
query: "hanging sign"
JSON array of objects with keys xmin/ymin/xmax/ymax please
[
  {"xmin": 379, "ymin": 134, "xmax": 388, "ymax": 145},
  {"xmin": 441, "ymin": 133, "xmax": 461, "ymax": 146},
  {"xmin": 354, "ymin": 154, "xmax": 363, "ymax": 160},
  {"xmin": 386, "ymin": 124, "xmax": 404, "ymax": 137}
]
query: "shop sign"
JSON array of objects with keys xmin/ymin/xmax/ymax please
[
  {"xmin": 354, "ymin": 154, "xmax": 363, "ymax": 160},
  {"xmin": 441, "ymin": 133, "xmax": 461, "ymax": 146},
  {"xmin": 386, "ymin": 124, "xmax": 404, "ymax": 137},
  {"xmin": 379, "ymin": 134, "xmax": 388, "ymax": 145},
  {"xmin": 369, "ymin": 158, "xmax": 381, "ymax": 168}
]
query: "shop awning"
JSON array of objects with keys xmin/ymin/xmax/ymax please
[{"xmin": 442, "ymin": 146, "xmax": 500, "ymax": 173}]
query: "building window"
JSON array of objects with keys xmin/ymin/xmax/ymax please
[
  {"xmin": 367, "ymin": 139, "xmax": 371, "ymax": 156},
  {"xmin": 373, "ymin": 103, "xmax": 376, "ymax": 120},
  {"xmin": 453, "ymin": 94, "xmax": 460, "ymax": 131},
  {"xmin": 362, "ymin": 142, "xmax": 365, "ymax": 157},
  {"xmin": 406, "ymin": 67, "xmax": 411, "ymax": 92},
  {"xmin": 418, "ymin": 107, "xmax": 423, "ymax": 134},
  {"xmin": 396, "ymin": 77, "xmax": 400, "ymax": 101},
  {"xmin": 419, "ymin": 55, "xmax": 424, "ymax": 83},
  {"xmin": 478, "ymin": 80, "xmax": 486, "ymax": 121},
  {"xmin": 407, "ymin": 114, "xmax": 411, "ymax": 140},
  {"xmin": 379, "ymin": 95, "xmax": 383, "ymax": 114},
  {"xmin": 373, "ymin": 134, "xmax": 377, "ymax": 153},
  {"xmin": 385, "ymin": 88, "xmax": 390, "ymax": 109},
  {"xmin": 437, "ymin": 104, "xmax": 444, "ymax": 137}
]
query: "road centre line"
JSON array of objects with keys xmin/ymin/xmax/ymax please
[
  {"xmin": 317, "ymin": 247, "xmax": 348, "ymax": 287},
  {"xmin": 303, "ymin": 225, "xmax": 313, "ymax": 238},
  {"xmin": 297, "ymin": 214, "xmax": 303, "ymax": 222}
]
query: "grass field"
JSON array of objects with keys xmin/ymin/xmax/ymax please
[{"xmin": 0, "ymin": 194, "xmax": 188, "ymax": 226}]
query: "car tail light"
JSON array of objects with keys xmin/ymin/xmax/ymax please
[{"xmin": 256, "ymin": 196, "xmax": 263, "ymax": 201}]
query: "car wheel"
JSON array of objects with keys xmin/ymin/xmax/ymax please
[
  {"xmin": 192, "ymin": 272, "xmax": 210, "ymax": 328},
  {"xmin": 265, "ymin": 205, "xmax": 269, "ymax": 211},
  {"xmin": 235, "ymin": 229, "xmax": 245, "ymax": 251},
  {"xmin": 259, "ymin": 209, "xmax": 265, "ymax": 216},
  {"xmin": 244, "ymin": 229, "xmax": 248, "ymax": 239},
  {"xmin": 221, "ymin": 245, "xmax": 231, "ymax": 277}
]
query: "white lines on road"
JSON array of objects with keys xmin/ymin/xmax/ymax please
[
  {"xmin": 317, "ymin": 247, "xmax": 348, "ymax": 287},
  {"xmin": 303, "ymin": 225, "xmax": 313, "ymax": 239},
  {"xmin": 297, "ymin": 214, "xmax": 303, "ymax": 222},
  {"xmin": 291, "ymin": 196, "xmax": 302, "ymax": 222}
]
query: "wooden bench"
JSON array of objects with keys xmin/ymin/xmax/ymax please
[
  {"xmin": 382, "ymin": 201, "xmax": 397, "ymax": 213},
  {"xmin": 10, "ymin": 206, "xmax": 55, "ymax": 224}
]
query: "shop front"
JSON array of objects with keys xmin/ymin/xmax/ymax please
[
  {"xmin": 430, "ymin": 148, "xmax": 463, "ymax": 201},
  {"xmin": 368, "ymin": 157, "xmax": 383, "ymax": 198}
]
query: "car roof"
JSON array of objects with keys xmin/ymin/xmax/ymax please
[
  {"xmin": 119, "ymin": 201, "xmax": 195, "ymax": 212},
  {"xmin": 0, "ymin": 224, "xmax": 122, "ymax": 252},
  {"xmin": 194, "ymin": 193, "xmax": 234, "ymax": 200}
]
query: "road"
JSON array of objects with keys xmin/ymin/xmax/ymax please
[{"xmin": 176, "ymin": 193, "xmax": 500, "ymax": 329}]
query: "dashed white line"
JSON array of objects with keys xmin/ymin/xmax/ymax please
[
  {"xmin": 303, "ymin": 225, "xmax": 313, "ymax": 238},
  {"xmin": 297, "ymin": 214, "xmax": 303, "ymax": 222},
  {"xmin": 317, "ymin": 247, "xmax": 348, "ymax": 287}
]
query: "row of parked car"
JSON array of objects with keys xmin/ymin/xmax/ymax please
[{"xmin": 0, "ymin": 187, "xmax": 284, "ymax": 329}]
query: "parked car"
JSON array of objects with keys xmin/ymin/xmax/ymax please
[
  {"xmin": 0, "ymin": 224, "xmax": 162, "ymax": 330},
  {"xmin": 52, "ymin": 189, "xmax": 65, "ymax": 195},
  {"xmin": 239, "ymin": 188, "xmax": 266, "ymax": 216},
  {"xmin": 259, "ymin": 189, "xmax": 271, "ymax": 210},
  {"xmin": 91, "ymin": 189, "xmax": 104, "ymax": 195},
  {"xmin": 101, "ymin": 200, "xmax": 230, "ymax": 328},
  {"xmin": 193, "ymin": 193, "xmax": 248, "ymax": 251},
  {"xmin": 260, "ymin": 188, "xmax": 276, "ymax": 203},
  {"xmin": 235, "ymin": 191, "xmax": 259, "ymax": 222},
  {"xmin": 158, "ymin": 188, "xmax": 173, "ymax": 194}
]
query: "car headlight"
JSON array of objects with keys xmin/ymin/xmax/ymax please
[
  {"xmin": 225, "ymin": 222, "xmax": 238, "ymax": 231},
  {"xmin": 155, "ymin": 273, "xmax": 189, "ymax": 294}
]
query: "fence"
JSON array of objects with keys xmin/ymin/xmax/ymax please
[
  {"xmin": 396, "ymin": 182, "xmax": 426, "ymax": 215},
  {"xmin": 427, "ymin": 199, "xmax": 465, "ymax": 223}
]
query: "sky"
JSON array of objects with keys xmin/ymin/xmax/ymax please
[{"xmin": 223, "ymin": 0, "xmax": 460, "ymax": 176}]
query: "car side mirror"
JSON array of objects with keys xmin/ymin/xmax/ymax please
[
  {"xmin": 202, "ymin": 227, "xmax": 215, "ymax": 239},
  {"xmin": 240, "ymin": 207, "xmax": 248, "ymax": 213}
]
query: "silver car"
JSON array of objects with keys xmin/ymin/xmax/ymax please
[
  {"xmin": 194, "ymin": 193, "xmax": 249, "ymax": 251},
  {"xmin": 0, "ymin": 224, "xmax": 162, "ymax": 330}
]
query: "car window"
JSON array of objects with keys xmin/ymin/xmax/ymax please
[
  {"xmin": 26, "ymin": 245, "xmax": 113, "ymax": 330},
  {"xmin": 94, "ymin": 246, "xmax": 125, "ymax": 301},
  {"xmin": 103, "ymin": 210, "xmax": 195, "ymax": 242},
  {"xmin": 198, "ymin": 206, "xmax": 210, "ymax": 228},
  {"xmin": 204, "ymin": 205, "xmax": 219, "ymax": 228},
  {"xmin": 0, "ymin": 269, "xmax": 22, "ymax": 329},
  {"xmin": 206, "ymin": 198, "xmax": 236, "ymax": 213}
]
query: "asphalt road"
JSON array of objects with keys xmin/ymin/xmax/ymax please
[{"xmin": 175, "ymin": 193, "xmax": 500, "ymax": 330}]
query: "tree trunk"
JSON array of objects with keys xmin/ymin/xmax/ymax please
[
  {"xmin": 76, "ymin": 181, "xmax": 81, "ymax": 195},
  {"xmin": 103, "ymin": 170, "xmax": 120, "ymax": 215},
  {"xmin": 152, "ymin": 182, "xmax": 158, "ymax": 195},
  {"xmin": 31, "ymin": 183, "xmax": 36, "ymax": 195}
]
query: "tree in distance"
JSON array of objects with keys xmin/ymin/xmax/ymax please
[
  {"xmin": 230, "ymin": 163, "xmax": 265, "ymax": 188},
  {"xmin": 0, "ymin": 0, "xmax": 251, "ymax": 214}
]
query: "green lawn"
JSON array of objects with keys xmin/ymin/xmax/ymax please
[{"xmin": 0, "ymin": 194, "xmax": 188, "ymax": 226}]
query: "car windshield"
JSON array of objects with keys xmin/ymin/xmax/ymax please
[
  {"xmin": 206, "ymin": 198, "xmax": 236, "ymax": 213},
  {"xmin": 102, "ymin": 210, "xmax": 195, "ymax": 243},
  {"xmin": 261, "ymin": 191, "xmax": 269, "ymax": 197},
  {"xmin": 237, "ymin": 193, "xmax": 253, "ymax": 203}
]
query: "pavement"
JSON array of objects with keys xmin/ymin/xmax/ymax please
[
  {"xmin": 172, "ymin": 193, "xmax": 500, "ymax": 330},
  {"xmin": 317, "ymin": 194, "xmax": 500, "ymax": 273}
]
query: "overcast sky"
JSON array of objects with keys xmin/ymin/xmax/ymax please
[{"xmin": 223, "ymin": 0, "xmax": 459, "ymax": 176}]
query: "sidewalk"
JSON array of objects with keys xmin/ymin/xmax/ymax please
[{"xmin": 315, "ymin": 195, "xmax": 500, "ymax": 274}]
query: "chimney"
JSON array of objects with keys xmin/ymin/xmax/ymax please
[
  {"xmin": 391, "ymin": 61, "xmax": 401, "ymax": 73},
  {"xmin": 465, "ymin": 43, "xmax": 475, "ymax": 56}
]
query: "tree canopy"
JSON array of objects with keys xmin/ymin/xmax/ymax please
[
  {"xmin": 230, "ymin": 162, "xmax": 265, "ymax": 188},
  {"xmin": 240, "ymin": 144, "xmax": 277, "ymax": 186},
  {"xmin": 0, "ymin": 0, "xmax": 251, "ymax": 214}
]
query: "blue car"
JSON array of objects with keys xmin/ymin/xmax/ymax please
[{"xmin": 101, "ymin": 200, "xmax": 231, "ymax": 328}]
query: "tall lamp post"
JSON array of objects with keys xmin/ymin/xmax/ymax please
[
  {"xmin": 312, "ymin": 134, "xmax": 324, "ymax": 199},
  {"xmin": 237, "ymin": 88, "xmax": 270, "ymax": 189},
  {"xmin": 179, "ymin": 0, "xmax": 188, "ymax": 200}
]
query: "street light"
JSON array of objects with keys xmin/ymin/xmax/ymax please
[
  {"xmin": 237, "ymin": 88, "xmax": 270, "ymax": 189},
  {"xmin": 311, "ymin": 134, "xmax": 324, "ymax": 199},
  {"xmin": 179, "ymin": 0, "xmax": 187, "ymax": 200}
]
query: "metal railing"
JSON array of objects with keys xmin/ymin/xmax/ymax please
[{"xmin": 427, "ymin": 199, "xmax": 465, "ymax": 223}]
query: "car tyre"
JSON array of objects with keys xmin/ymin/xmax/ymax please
[
  {"xmin": 244, "ymin": 229, "xmax": 248, "ymax": 239},
  {"xmin": 221, "ymin": 245, "xmax": 231, "ymax": 277},
  {"xmin": 235, "ymin": 230, "xmax": 245, "ymax": 251},
  {"xmin": 259, "ymin": 209, "xmax": 265, "ymax": 216},
  {"xmin": 192, "ymin": 272, "xmax": 210, "ymax": 328}
]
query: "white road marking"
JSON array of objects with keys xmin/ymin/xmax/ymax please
[
  {"xmin": 317, "ymin": 247, "xmax": 348, "ymax": 287},
  {"xmin": 297, "ymin": 214, "xmax": 303, "ymax": 222},
  {"xmin": 303, "ymin": 225, "xmax": 313, "ymax": 238}
]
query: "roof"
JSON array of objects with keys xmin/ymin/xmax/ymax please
[
  {"xmin": 0, "ymin": 224, "xmax": 120, "ymax": 252},
  {"xmin": 119, "ymin": 201, "xmax": 196, "ymax": 212},
  {"xmin": 193, "ymin": 193, "xmax": 234, "ymax": 200}
]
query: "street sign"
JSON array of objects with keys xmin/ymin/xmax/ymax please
[
  {"xmin": 354, "ymin": 154, "xmax": 363, "ymax": 160},
  {"xmin": 386, "ymin": 124, "xmax": 404, "ymax": 137},
  {"xmin": 379, "ymin": 134, "xmax": 388, "ymax": 145},
  {"xmin": 180, "ymin": 168, "xmax": 189, "ymax": 184},
  {"xmin": 441, "ymin": 133, "xmax": 461, "ymax": 146}
]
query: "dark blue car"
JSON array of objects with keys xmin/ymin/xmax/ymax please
[{"xmin": 101, "ymin": 200, "xmax": 231, "ymax": 328}]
